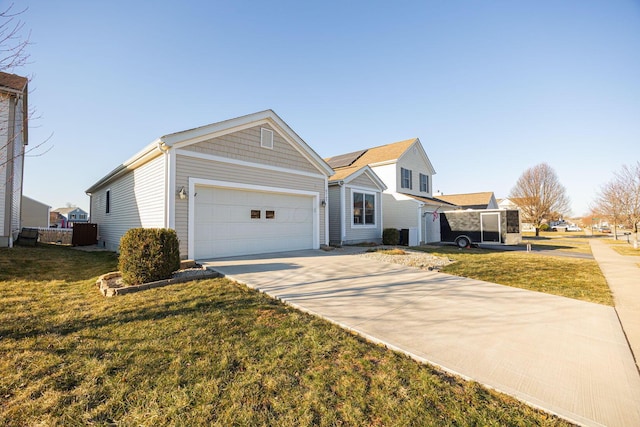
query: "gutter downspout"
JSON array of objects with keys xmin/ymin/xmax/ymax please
[{"xmin": 338, "ymin": 180, "xmax": 345, "ymax": 245}]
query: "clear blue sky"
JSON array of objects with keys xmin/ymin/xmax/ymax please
[{"xmin": 12, "ymin": 0, "xmax": 640, "ymax": 216}]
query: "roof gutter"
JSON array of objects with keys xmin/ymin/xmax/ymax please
[{"xmin": 85, "ymin": 139, "xmax": 164, "ymax": 194}]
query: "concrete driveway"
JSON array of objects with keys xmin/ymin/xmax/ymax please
[{"xmin": 202, "ymin": 248, "xmax": 640, "ymax": 427}]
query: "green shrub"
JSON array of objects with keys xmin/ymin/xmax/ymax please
[
  {"xmin": 539, "ymin": 223, "xmax": 550, "ymax": 231},
  {"xmin": 118, "ymin": 228, "xmax": 181, "ymax": 285},
  {"xmin": 382, "ymin": 228, "xmax": 400, "ymax": 245}
]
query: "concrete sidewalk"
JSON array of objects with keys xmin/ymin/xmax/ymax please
[
  {"xmin": 589, "ymin": 238, "xmax": 640, "ymax": 369},
  {"xmin": 203, "ymin": 249, "xmax": 640, "ymax": 427}
]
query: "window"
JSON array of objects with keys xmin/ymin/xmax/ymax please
[
  {"xmin": 401, "ymin": 168, "xmax": 412, "ymax": 189},
  {"xmin": 260, "ymin": 128, "xmax": 274, "ymax": 149},
  {"xmin": 106, "ymin": 190, "xmax": 111, "ymax": 214},
  {"xmin": 251, "ymin": 209, "xmax": 261, "ymax": 219},
  {"xmin": 420, "ymin": 173, "xmax": 429, "ymax": 192},
  {"xmin": 266, "ymin": 210, "xmax": 275, "ymax": 219},
  {"xmin": 353, "ymin": 192, "xmax": 375, "ymax": 225}
]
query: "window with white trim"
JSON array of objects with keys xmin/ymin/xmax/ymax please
[
  {"xmin": 419, "ymin": 173, "xmax": 429, "ymax": 192},
  {"xmin": 353, "ymin": 191, "xmax": 375, "ymax": 225},
  {"xmin": 401, "ymin": 168, "xmax": 412, "ymax": 189},
  {"xmin": 260, "ymin": 128, "xmax": 274, "ymax": 149}
]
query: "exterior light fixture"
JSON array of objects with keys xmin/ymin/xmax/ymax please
[{"xmin": 178, "ymin": 187, "xmax": 187, "ymax": 200}]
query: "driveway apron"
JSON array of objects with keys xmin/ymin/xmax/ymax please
[{"xmin": 202, "ymin": 249, "xmax": 640, "ymax": 427}]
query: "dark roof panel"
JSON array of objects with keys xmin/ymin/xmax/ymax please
[{"xmin": 326, "ymin": 149, "xmax": 367, "ymax": 168}]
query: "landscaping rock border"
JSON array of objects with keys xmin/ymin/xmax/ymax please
[{"xmin": 96, "ymin": 260, "xmax": 220, "ymax": 297}]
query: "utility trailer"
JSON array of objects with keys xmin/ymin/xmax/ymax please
[{"xmin": 439, "ymin": 209, "xmax": 522, "ymax": 248}]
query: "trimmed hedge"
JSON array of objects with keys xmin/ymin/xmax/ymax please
[
  {"xmin": 118, "ymin": 228, "xmax": 181, "ymax": 285},
  {"xmin": 382, "ymin": 228, "xmax": 400, "ymax": 245}
]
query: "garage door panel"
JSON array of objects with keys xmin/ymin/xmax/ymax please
[{"xmin": 194, "ymin": 186, "xmax": 315, "ymax": 259}]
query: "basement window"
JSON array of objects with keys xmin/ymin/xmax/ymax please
[
  {"xmin": 251, "ymin": 210, "xmax": 261, "ymax": 219},
  {"xmin": 260, "ymin": 128, "xmax": 274, "ymax": 149}
]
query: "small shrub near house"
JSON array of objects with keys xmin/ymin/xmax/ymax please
[
  {"xmin": 118, "ymin": 228, "xmax": 180, "ymax": 285},
  {"xmin": 382, "ymin": 228, "xmax": 400, "ymax": 245}
]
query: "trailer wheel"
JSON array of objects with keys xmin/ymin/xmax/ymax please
[{"xmin": 455, "ymin": 236, "xmax": 470, "ymax": 248}]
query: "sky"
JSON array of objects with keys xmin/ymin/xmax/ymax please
[{"xmin": 9, "ymin": 0, "xmax": 640, "ymax": 216}]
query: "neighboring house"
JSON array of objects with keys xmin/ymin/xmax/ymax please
[
  {"xmin": 21, "ymin": 195, "xmax": 50, "ymax": 228},
  {"xmin": 435, "ymin": 192, "xmax": 498, "ymax": 210},
  {"xmin": 497, "ymin": 198, "xmax": 535, "ymax": 231},
  {"xmin": 326, "ymin": 164, "xmax": 386, "ymax": 246},
  {"xmin": 86, "ymin": 110, "xmax": 333, "ymax": 259},
  {"xmin": 51, "ymin": 207, "xmax": 89, "ymax": 228},
  {"xmin": 325, "ymin": 139, "xmax": 456, "ymax": 245},
  {"xmin": 0, "ymin": 72, "xmax": 28, "ymax": 247}
]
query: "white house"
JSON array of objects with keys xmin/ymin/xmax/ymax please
[
  {"xmin": 86, "ymin": 110, "xmax": 333, "ymax": 259},
  {"xmin": 0, "ymin": 72, "xmax": 28, "ymax": 247},
  {"xmin": 325, "ymin": 139, "xmax": 456, "ymax": 245}
]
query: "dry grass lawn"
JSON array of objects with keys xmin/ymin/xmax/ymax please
[{"xmin": 0, "ymin": 244, "xmax": 571, "ymax": 426}]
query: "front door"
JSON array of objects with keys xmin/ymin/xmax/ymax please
[{"xmin": 481, "ymin": 213, "xmax": 501, "ymax": 243}]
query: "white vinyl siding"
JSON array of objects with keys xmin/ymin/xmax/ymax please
[
  {"xmin": 0, "ymin": 97, "xmax": 9, "ymax": 236},
  {"xmin": 175, "ymin": 153, "xmax": 327, "ymax": 258},
  {"xmin": 380, "ymin": 193, "xmax": 421, "ymax": 230},
  {"xmin": 90, "ymin": 155, "xmax": 165, "ymax": 252}
]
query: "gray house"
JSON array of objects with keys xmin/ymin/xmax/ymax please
[
  {"xmin": 326, "ymin": 164, "xmax": 386, "ymax": 246},
  {"xmin": 86, "ymin": 110, "xmax": 333, "ymax": 259}
]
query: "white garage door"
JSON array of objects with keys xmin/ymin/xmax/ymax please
[{"xmin": 194, "ymin": 186, "xmax": 315, "ymax": 259}]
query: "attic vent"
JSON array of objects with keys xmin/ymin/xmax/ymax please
[{"xmin": 260, "ymin": 128, "xmax": 274, "ymax": 149}]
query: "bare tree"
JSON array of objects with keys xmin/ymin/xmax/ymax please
[
  {"xmin": 592, "ymin": 162, "xmax": 640, "ymax": 244},
  {"xmin": 509, "ymin": 163, "xmax": 571, "ymax": 236},
  {"xmin": 617, "ymin": 162, "xmax": 640, "ymax": 236},
  {"xmin": 592, "ymin": 179, "xmax": 627, "ymax": 239},
  {"xmin": 0, "ymin": 3, "xmax": 30, "ymax": 71}
]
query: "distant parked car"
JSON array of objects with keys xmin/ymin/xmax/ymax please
[
  {"xmin": 598, "ymin": 227, "xmax": 612, "ymax": 233},
  {"xmin": 551, "ymin": 225, "xmax": 568, "ymax": 231},
  {"xmin": 566, "ymin": 225, "xmax": 582, "ymax": 231}
]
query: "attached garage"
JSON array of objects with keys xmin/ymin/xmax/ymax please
[
  {"xmin": 86, "ymin": 110, "xmax": 333, "ymax": 259},
  {"xmin": 193, "ymin": 184, "xmax": 316, "ymax": 259}
]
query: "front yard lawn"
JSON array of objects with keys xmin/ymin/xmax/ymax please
[
  {"xmin": 521, "ymin": 232, "xmax": 592, "ymax": 254},
  {"xmin": 0, "ymin": 245, "xmax": 570, "ymax": 426},
  {"xmin": 414, "ymin": 245, "xmax": 613, "ymax": 306},
  {"xmin": 605, "ymin": 238, "xmax": 640, "ymax": 256}
]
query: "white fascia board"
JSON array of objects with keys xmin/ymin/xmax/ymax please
[
  {"xmin": 85, "ymin": 139, "xmax": 163, "ymax": 194},
  {"xmin": 398, "ymin": 138, "xmax": 437, "ymax": 175}
]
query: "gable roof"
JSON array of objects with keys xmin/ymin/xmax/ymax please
[
  {"xmin": 0, "ymin": 71, "xmax": 28, "ymax": 93},
  {"xmin": 329, "ymin": 165, "xmax": 387, "ymax": 191},
  {"xmin": 326, "ymin": 138, "xmax": 417, "ymax": 169},
  {"xmin": 87, "ymin": 110, "xmax": 333, "ymax": 194},
  {"xmin": 435, "ymin": 192, "xmax": 495, "ymax": 208},
  {"xmin": 52, "ymin": 207, "xmax": 87, "ymax": 215}
]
